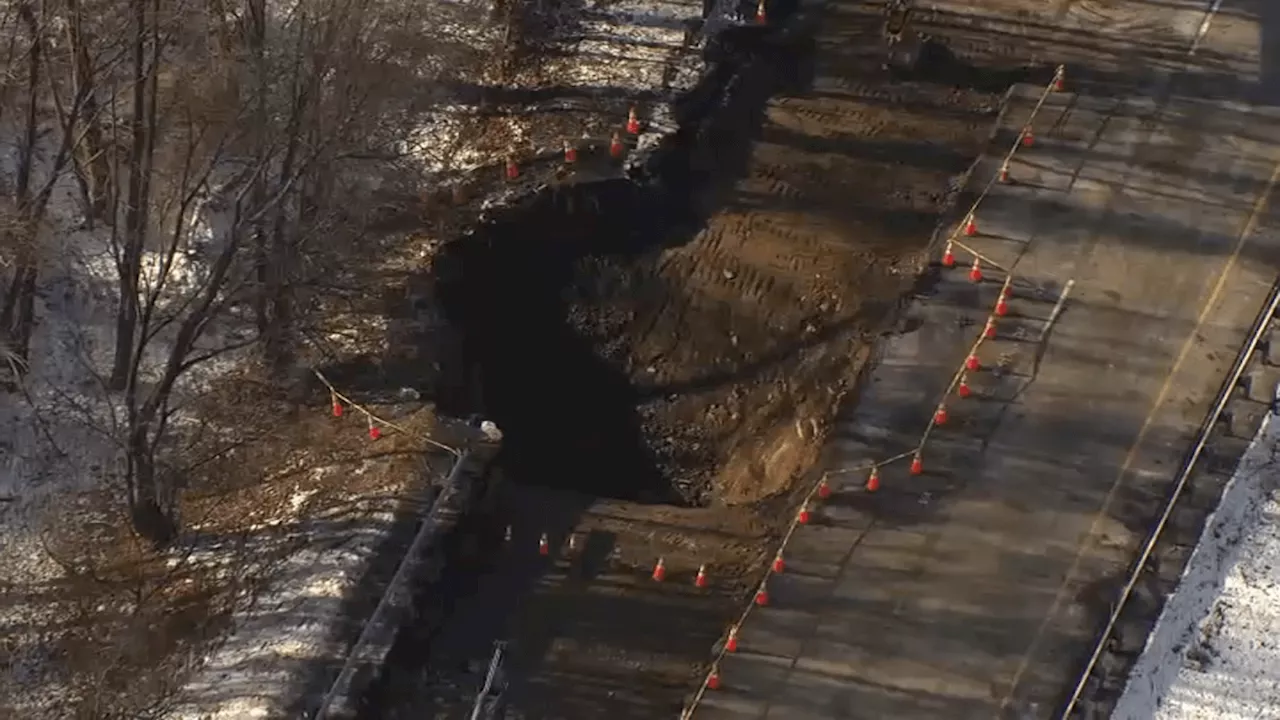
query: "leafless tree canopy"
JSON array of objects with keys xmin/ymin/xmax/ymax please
[{"xmin": 0, "ymin": 0, "xmax": 489, "ymax": 544}]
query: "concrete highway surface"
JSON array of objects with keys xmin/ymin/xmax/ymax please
[{"xmin": 692, "ymin": 49, "xmax": 1280, "ymax": 720}]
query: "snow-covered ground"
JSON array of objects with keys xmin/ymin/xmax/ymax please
[
  {"xmin": 162, "ymin": 0, "xmax": 733, "ymax": 717},
  {"xmin": 1, "ymin": 0, "xmax": 737, "ymax": 714},
  {"xmin": 1114, "ymin": 406, "xmax": 1280, "ymax": 719}
]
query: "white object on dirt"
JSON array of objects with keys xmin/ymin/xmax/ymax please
[{"xmin": 480, "ymin": 420, "xmax": 503, "ymax": 442}]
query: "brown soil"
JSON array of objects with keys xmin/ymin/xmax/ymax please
[{"xmin": 371, "ymin": 2, "xmax": 1025, "ymax": 719}]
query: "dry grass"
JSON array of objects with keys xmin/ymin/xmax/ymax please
[{"xmin": 14, "ymin": 360, "xmax": 444, "ymax": 718}]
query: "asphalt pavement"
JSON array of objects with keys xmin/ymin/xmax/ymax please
[{"xmin": 689, "ymin": 78, "xmax": 1280, "ymax": 720}]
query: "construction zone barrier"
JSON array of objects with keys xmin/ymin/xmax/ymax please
[
  {"xmin": 652, "ymin": 557, "xmax": 668, "ymax": 582},
  {"xmin": 431, "ymin": 106, "xmax": 648, "ymax": 193},
  {"xmin": 314, "ymin": 370, "xmax": 461, "ymax": 456},
  {"xmin": 679, "ymin": 64, "xmax": 1073, "ymax": 719}
]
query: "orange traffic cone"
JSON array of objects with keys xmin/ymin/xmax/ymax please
[
  {"xmin": 563, "ymin": 139, "xmax": 578, "ymax": 164},
  {"xmin": 367, "ymin": 417, "xmax": 382, "ymax": 440},
  {"xmin": 755, "ymin": 0, "xmax": 767, "ymax": 23},
  {"xmin": 958, "ymin": 373, "xmax": 972, "ymax": 398},
  {"xmin": 816, "ymin": 477, "xmax": 831, "ymax": 499},
  {"xmin": 995, "ymin": 280, "xmax": 1012, "ymax": 317},
  {"xmin": 609, "ymin": 131, "xmax": 624, "ymax": 158},
  {"xmin": 331, "ymin": 397, "xmax": 343, "ymax": 417},
  {"xmin": 866, "ymin": 466, "xmax": 881, "ymax": 492},
  {"xmin": 1021, "ymin": 128, "xmax": 1035, "ymax": 147},
  {"xmin": 626, "ymin": 107, "xmax": 641, "ymax": 135},
  {"xmin": 652, "ymin": 557, "xmax": 667, "ymax": 582},
  {"xmin": 725, "ymin": 626, "xmax": 740, "ymax": 653},
  {"xmin": 910, "ymin": 453, "xmax": 924, "ymax": 475},
  {"xmin": 707, "ymin": 667, "xmax": 722, "ymax": 690},
  {"xmin": 538, "ymin": 533, "xmax": 550, "ymax": 556},
  {"xmin": 965, "ymin": 352, "xmax": 981, "ymax": 372},
  {"xmin": 797, "ymin": 503, "xmax": 811, "ymax": 525},
  {"xmin": 754, "ymin": 583, "xmax": 770, "ymax": 606},
  {"xmin": 942, "ymin": 242, "xmax": 956, "ymax": 268},
  {"xmin": 1052, "ymin": 66, "xmax": 1065, "ymax": 91},
  {"xmin": 964, "ymin": 215, "xmax": 978, "ymax": 236},
  {"xmin": 934, "ymin": 404, "xmax": 949, "ymax": 425},
  {"xmin": 969, "ymin": 258, "xmax": 983, "ymax": 283},
  {"xmin": 505, "ymin": 156, "xmax": 520, "ymax": 180},
  {"xmin": 984, "ymin": 317, "xmax": 997, "ymax": 339},
  {"xmin": 998, "ymin": 161, "xmax": 1010, "ymax": 184},
  {"xmin": 695, "ymin": 564, "xmax": 709, "ymax": 588},
  {"xmin": 772, "ymin": 551, "xmax": 785, "ymax": 573}
]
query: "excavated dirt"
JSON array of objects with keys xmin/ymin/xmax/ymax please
[{"xmin": 360, "ymin": 2, "xmax": 1050, "ymax": 718}]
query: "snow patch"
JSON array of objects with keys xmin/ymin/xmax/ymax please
[
  {"xmin": 165, "ymin": 505, "xmax": 399, "ymax": 720},
  {"xmin": 1114, "ymin": 402, "xmax": 1280, "ymax": 719}
]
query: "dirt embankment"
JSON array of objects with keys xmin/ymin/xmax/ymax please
[{"xmin": 362, "ymin": 1, "xmax": 1058, "ymax": 717}]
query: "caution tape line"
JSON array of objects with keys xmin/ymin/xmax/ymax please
[{"xmin": 681, "ymin": 66, "xmax": 1068, "ymax": 718}]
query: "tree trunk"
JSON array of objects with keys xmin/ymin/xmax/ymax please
[
  {"xmin": 66, "ymin": 0, "xmax": 113, "ymax": 227},
  {"xmin": 0, "ymin": 0, "xmax": 45, "ymax": 367},
  {"xmin": 248, "ymin": 0, "xmax": 271, "ymax": 338},
  {"xmin": 109, "ymin": 0, "xmax": 156, "ymax": 390},
  {"xmin": 126, "ymin": 424, "xmax": 176, "ymax": 546}
]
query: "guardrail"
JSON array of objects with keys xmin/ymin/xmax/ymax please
[
  {"xmin": 1057, "ymin": 275, "xmax": 1280, "ymax": 718},
  {"xmin": 313, "ymin": 449, "xmax": 477, "ymax": 719},
  {"xmin": 469, "ymin": 641, "xmax": 509, "ymax": 720}
]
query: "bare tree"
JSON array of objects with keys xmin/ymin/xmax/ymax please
[
  {"xmin": 247, "ymin": 0, "xmax": 388, "ymax": 373},
  {"xmin": 64, "ymin": 0, "xmax": 117, "ymax": 227},
  {"xmin": 0, "ymin": 0, "xmax": 101, "ymax": 369},
  {"xmin": 106, "ymin": 0, "xmax": 161, "ymax": 390}
]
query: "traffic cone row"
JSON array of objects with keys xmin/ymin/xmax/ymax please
[
  {"xmin": 703, "ymin": 86, "xmax": 1051, "ymax": 697},
  {"xmin": 527, "ymin": 533, "xmax": 725, "ymax": 588},
  {"xmin": 507, "ymin": 106, "xmax": 645, "ymax": 176},
  {"xmin": 327, "ymin": 394, "xmax": 388, "ymax": 442}
]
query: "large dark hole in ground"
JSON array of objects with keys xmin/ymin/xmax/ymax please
[
  {"xmin": 432, "ymin": 180, "xmax": 694, "ymax": 504},
  {"xmin": 427, "ymin": 16, "xmax": 796, "ymax": 505},
  {"xmin": 426, "ymin": 11, "xmax": 1049, "ymax": 506},
  {"xmin": 347, "ymin": 4, "xmax": 1076, "ymax": 717}
]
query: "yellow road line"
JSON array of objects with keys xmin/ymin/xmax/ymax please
[{"xmin": 998, "ymin": 158, "xmax": 1280, "ymax": 711}]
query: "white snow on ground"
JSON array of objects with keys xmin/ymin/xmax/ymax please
[
  {"xmin": 0, "ymin": 130, "xmax": 270, "ymax": 716},
  {"xmin": 1113, "ymin": 403, "xmax": 1280, "ymax": 720},
  {"xmin": 3, "ymin": 0, "xmax": 729, "ymax": 714},
  {"xmin": 165, "ymin": 469, "xmax": 400, "ymax": 720},
  {"xmin": 162, "ymin": 1, "xmax": 728, "ymax": 719},
  {"xmin": 405, "ymin": 0, "xmax": 727, "ymax": 175}
]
